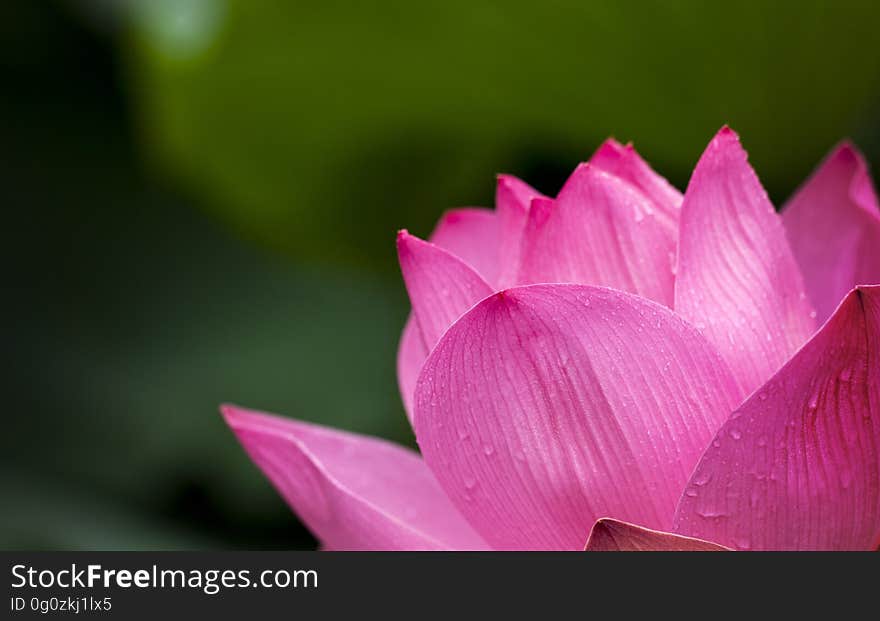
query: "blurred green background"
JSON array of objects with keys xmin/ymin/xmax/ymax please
[{"xmin": 2, "ymin": 0, "xmax": 879, "ymax": 550}]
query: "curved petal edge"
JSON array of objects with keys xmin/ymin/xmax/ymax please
[{"xmin": 222, "ymin": 404, "xmax": 488, "ymax": 551}]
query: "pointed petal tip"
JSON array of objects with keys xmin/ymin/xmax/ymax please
[
  {"xmin": 220, "ymin": 403, "xmax": 301, "ymax": 438},
  {"xmin": 827, "ymin": 139, "xmax": 872, "ymax": 171},
  {"xmin": 220, "ymin": 402, "xmax": 248, "ymax": 427},
  {"xmin": 593, "ymin": 138, "xmax": 627, "ymax": 160},
  {"xmin": 708, "ymin": 125, "xmax": 742, "ymax": 150},
  {"xmin": 396, "ymin": 229, "xmax": 430, "ymax": 255}
]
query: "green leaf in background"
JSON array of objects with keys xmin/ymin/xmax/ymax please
[{"xmin": 125, "ymin": 0, "xmax": 880, "ymax": 265}]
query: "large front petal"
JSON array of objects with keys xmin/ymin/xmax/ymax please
[
  {"xmin": 674, "ymin": 286, "xmax": 880, "ymax": 551},
  {"xmin": 675, "ymin": 127, "xmax": 816, "ymax": 396},
  {"xmin": 223, "ymin": 405, "xmax": 488, "ymax": 550},
  {"xmin": 782, "ymin": 143, "xmax": 880, "ymax": 324},
  {"xmin": 518, "ymin": 165, "xmax": 677, "ymax": 306},
  {"xmin": 414, "ymin": 284, "xmax": 741, "ymax": 550},
  {"xmin": 584, "ymin": 519, "xmax": 728, "ymax": 551}
]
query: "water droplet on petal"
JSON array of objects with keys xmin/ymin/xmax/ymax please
[{"xmin": 693, "ymin": 470, "xmax": 713, "ymax": 486}]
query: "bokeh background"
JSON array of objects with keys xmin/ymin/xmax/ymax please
[{"xmin": 3, "ymin": 0, "xmax": 879, "ymax": 550}]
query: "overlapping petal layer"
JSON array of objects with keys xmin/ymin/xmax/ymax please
[
  {"xmin": 223, "ymin": 405, "xmax": 488, "ymax": 550},
  {"xmin": 415, "ymin": 284, "xmax": 741, "ymax": 550},
  {"xmin": 428, "ymin": 207, "xmax": 500, "ymax": 286},
  {"xmin": 589, "ymin": 138, "xmax": 682, "ymax": 228},
  {"xmin": 518, "ymin": 166, "xmax": 677, "ymax": 306},
  {"xmin": 674, "ymin": 286, "xmax": 880, "ymax": 551},
  {"xmin": 675, "ymin": 127, "xmax": 816, "ymax": 395},
  {"xmin": 782, "ymin": 143, "xmax": 880, "ymax": 324},
  {"xmin": 495, "ymin": 174, "xmax": 546, "ymax": 288},
  {"xmin": 396, "ymin": 231, "xmax": 494, "ymax": 421}
]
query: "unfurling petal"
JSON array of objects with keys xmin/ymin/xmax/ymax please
[
  {"xmin": 518, "ymin": 165, "xmax": 677, "ymax": 306},
  {"xmin": 397, "ymin": 230, "xmax": 493, "ymax": 350},
  {"xmin": 782, "ymin": 143, "xmax": 880, "ymax": 324},
  {"xmin": 584, "ymin": 518, "xmax": 729, "ymax": 551},
  {"xmin": 495, "ymin": 174, "xmax": 546, "ymax": 288},
  {"xmin": 589, "ymin": 138, "xmax": 682, "ymax": 228},
  {"xmin": 674, "ymin": 286, "xmax": 880, "ymax": 551},
  {"xmin": 222, "ymin": 405, "xmax": 488, "ymax": 551},
  {"xmin": 414, "ymin": 284, "xmax": 740, "ymax": 550},
  {"xmin": 428, "ymin": 207, "xmax": 500, "ymax": 286},
  {"xmin": 675, "ymin": 127, "xmax": 816, "ymax": 396}
]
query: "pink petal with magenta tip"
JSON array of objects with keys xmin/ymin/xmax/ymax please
[
  {"xmin": 590, "ymin": 138, "xmax": 682, "ymax": 228},
  {"xmin": 675, "ymin": 127, "xmax": 816, "ymax": 396},
  {"xmin": 397, "ymin": 230, "xmax": 493, "ymax": 350}
]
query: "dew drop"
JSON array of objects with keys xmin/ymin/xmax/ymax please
[
  {"xmin": 696, "ymin": 508, "xmax": 727, "ymax": 520},
  {"xmin": 693, "ymin": 470, "xmax": 713, "ymax": 486},
  {"xmin": 729, "ymin": 428, "xmax": 742, "ymax": 440}
]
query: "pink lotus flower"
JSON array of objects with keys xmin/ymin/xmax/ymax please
[{"xmin": 223, "ymin": 127, "xmax": 880, "ymax": 551}]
